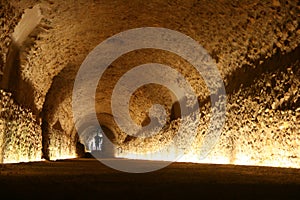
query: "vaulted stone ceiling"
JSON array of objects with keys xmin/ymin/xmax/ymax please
[{"xmin": 0, "ymin": 0, "xmax": 299, "ymax": 167}]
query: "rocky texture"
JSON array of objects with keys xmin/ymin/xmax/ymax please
[
  {"xmin": 0, "ymin": 0, "xmax": 299, "ymax": 167},
  {"xmin": 0, "ymin": 0, "xmax": 21, "ymax": 78},
  {"xmin": 0, "ymin": 90, "xmax": 42, "ymax": 163},
  {"xmin": 191, "ymin": 55, "xmax": 300, "ymax": 167}
]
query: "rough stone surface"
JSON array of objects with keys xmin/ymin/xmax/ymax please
[
  {"xmin": 0, "ymin": 0, "xmax": 21, "ymax": 77},
  {"xmin": 0, "ymin": 89, "xmax": 42, "ymax": 163},
  {"xmin": 0, "ymin": 0, "xmax": 299, "ymax": 166}
]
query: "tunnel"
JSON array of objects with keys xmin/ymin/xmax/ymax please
[
  {"xmin": 0, "ymin": 0, "xmax": 299, "ymax": 198},
  {"xmin": 75, "ymin": 112, "xmax": 117, "ymax": 158},
  {"xmin": 1, "ymin": 1, "xmax": 299, "ymax": 167}
]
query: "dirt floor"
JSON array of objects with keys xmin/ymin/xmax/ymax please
[{"xmin": 0, "ymin": 158, "xmax": 300, "ymax": 199}]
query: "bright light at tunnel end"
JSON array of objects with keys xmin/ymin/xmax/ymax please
[{"xmin": 72, "ymin": 27, "xmax": 226, "ymax": 173}]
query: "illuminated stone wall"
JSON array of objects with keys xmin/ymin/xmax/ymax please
[
  {"xmin": 0, "ymin": 0, "xmax": 299, "ymax": 167},
  {"xmin": 116, "ymin": 53, "xmax": 300, "ymax": 168},
  {"xmin": 0, "ymin": 90, "xmax": 42, "ymax": 163},
  {"xmin": 186, "ymin": 58, "xmax": 300, "ymax": 168}
]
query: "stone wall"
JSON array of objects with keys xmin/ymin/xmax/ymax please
[
  {"xmin": 0, "ymin": 0, "xmax": 299, "ymax": 167},
  {"xmin": 0, "ymin": 0, "xmax": 21, "ymax": 78},
  {"xmin": 0, "ymin": 90, "xmax": 42, "ymax": 163}
]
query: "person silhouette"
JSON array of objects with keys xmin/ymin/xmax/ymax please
[{"xmin": 94, "ymin": 131, "xmax": 103, "ymax": 151}]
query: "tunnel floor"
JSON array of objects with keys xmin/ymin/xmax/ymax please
[{"xmin": 0, "ymin": 158, "xmax": 299, "ymax": 199}]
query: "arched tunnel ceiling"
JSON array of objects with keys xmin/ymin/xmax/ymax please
[
  {"xmin": 0, "ymin": 0, "xmax": 299, "ymax": 167},
  {"xmin": 5, "ymin": 0, "xmax": 298, "ymax": 115}
]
